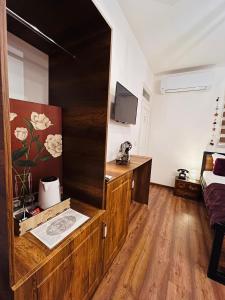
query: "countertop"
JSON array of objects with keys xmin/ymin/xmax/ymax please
[{"xmin": 105, "ymin": 155, "xmax": 152, "ymax": 183}]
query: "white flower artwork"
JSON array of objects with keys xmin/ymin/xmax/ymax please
[
  {"xmin": 44, "ymin": 134, "xmax": 62, "ymax": 158},
  {"xmin": 14, "ymin": 127, "xmax": 28, "ymax": 141},
  {"xmin": 10, "ymin": 112, "xmax": 17, "ymax": 122},
  {"xmin": 31, "ymin": 112, "xmax": 53, "ymax": 130}
]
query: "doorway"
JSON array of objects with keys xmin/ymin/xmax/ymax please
[{"xmin": 138, "ymin": 86, "xmax": 151, "ymax": 156}]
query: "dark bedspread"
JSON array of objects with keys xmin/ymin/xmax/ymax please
[{"xmin": 204, "ymin": 183, "xmax": 225, "ymax": 226}]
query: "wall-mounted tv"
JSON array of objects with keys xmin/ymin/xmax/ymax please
[{"xmin": 114, "ymin": 82, "xmax": 138, "ymax": 125}]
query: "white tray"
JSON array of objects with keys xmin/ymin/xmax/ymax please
[{"xmin": 31, "ymin": 208, "xmax": 89, "ymax": 249}]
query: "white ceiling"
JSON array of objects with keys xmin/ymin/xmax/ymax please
[{"xmin": 117, "ymin": 0, "xmax": 225, "ymax": 73}]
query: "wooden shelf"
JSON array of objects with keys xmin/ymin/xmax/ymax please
[{"xmin": 13, "ymin": 200, "xmax": 105, "ymax": 290}]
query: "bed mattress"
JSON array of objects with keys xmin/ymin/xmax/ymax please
[{"xmin": 202, "ymin": 171, "xmax": 225, "ymax": 186}]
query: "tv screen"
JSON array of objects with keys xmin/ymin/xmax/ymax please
[{"xmin": 114, "ymin": 82, "xmax": 138, "ymax": 125}]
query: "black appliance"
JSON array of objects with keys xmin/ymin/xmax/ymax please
[
  {"xmin": 114, "ymin": 82, "xmax": 138, "ymax": 124},
  {"xmin": 177, "ymin": 169, "xmax": 189, "ymax": 180}
]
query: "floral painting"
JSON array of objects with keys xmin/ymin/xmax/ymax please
[{"xmin": 10, "ymin": 99, "xmax": 62, "ymax": 199}]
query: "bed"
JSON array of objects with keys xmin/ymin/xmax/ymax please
[{"xmin": 201, "ymin": 151, "xmax": 225, "ymax": 284}]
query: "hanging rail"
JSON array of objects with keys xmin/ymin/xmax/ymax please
[{"xmin": 6, "ymin": 8, "xmax": 76, "ymax": 59}]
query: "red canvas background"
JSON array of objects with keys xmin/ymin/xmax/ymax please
[{"xmin": 10, "ymin": 98, "xmax": 62, "ymax": 196}]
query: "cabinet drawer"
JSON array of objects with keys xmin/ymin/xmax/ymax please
[
  {"xmin": 175, "ymin": 180, "xmax": 188, "ymax": 189},
  {"xmin": 188, "ymin": 183, "xmax": 201, "ymax": 192}
]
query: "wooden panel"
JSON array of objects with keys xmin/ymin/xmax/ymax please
[
  {"xmin": 49, "ymin": 29, "xmax": 111, "ymax": 208},
  {"xmin": 0, "ymin": 0, "xmax": 14, "ymax": 298},
  {"xmin": 220, "ymin": 137, "xmax": 225, "ymax": 143},
  {"xmin": 14, "ymin": 277, "xmax": 37, "ymax": 300},
  {"xmin": 205, "ymin": 154, "xmax": 213, "ymax": 171},
  {"xmin": 132, "ymin": 161, "xmax": 152, "ymax": 204},
  {"xmin": 7, "ymin": 0, "xmax": 109, "ymax": 56},
  {"xmin": 104, "ymin": 172, "xmax": 132, "ymax": 272},
  {"xmin": 14, "ymin": 199, "xmax": 70, "ymax": 236},
  {"xmin": 36, "ymin": 222, "xmax": 103, "ymax": 300},
  {"xmin": 200, "ymin": 151, "xmax": 225, "ymax": 175}
]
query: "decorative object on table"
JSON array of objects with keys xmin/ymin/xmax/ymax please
[
  {"xmin": 10, "ymin": 98, "xmax": 62, "ymax": 213},
  {"xmin": 177, "ymin": 168, "xmax": 189, "ymax": 180},
  {"xmin": 14, "ymin": 171, "xmax": 35, "ymax": 218},
  {"xmin": 174, "ymin": 176, "xmax": 202, "ymax": 201},
  {"xmin": 14, "ymin": 198, "xmax": 71, "ymax": 236},
  {"xmin": 116, "ymin": 141, "xmax": 132, "ymax": 165},
  {"xmin": 38, "ymin": 176, "xmax": 61, "ymax": 210},
  {"xmin": 31, "ymin": 208, "xmax": 89, "ymax": 249},
  {"xmin": 209, "ymin": 97, "xmax": 220, "ymax": 146},
  {"xmin": 105, "ymin": 174, "xmax": 112, "ymax": 182}
]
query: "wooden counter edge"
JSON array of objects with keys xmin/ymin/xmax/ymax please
[{"xmin": 106, "ymin": 155, "xmax": 152, "ymax": 184}]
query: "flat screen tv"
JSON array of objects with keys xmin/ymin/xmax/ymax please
[{"xmin": 114, "ymin": 82, "xmax": 138, "ymax": 125}]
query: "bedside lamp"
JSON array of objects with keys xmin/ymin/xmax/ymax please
[{"xmin": 189, "ymin": 169, "xmax": 199, "ymax": 181}]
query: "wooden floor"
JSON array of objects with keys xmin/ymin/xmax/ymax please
[{"xmin": 93, "ymin": 184, "xmax": 225, "ymax": 300}]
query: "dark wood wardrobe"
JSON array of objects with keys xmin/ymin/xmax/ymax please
[{"xmin": 0, "ymin": 1, "xmax": 111, "ymax": 298}]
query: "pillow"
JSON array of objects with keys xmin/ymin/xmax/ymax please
[
  {"xmin": 212, "ymin": 153, "xmax": 225, "ymax": 165},
  {"xmin": 213, "ymin": 158, "xmax": 225, "ymax": 176}
]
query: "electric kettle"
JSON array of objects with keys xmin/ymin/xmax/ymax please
[{"xmin": 38, "ymin": 176, "xmax": 61, "ymax": 210}]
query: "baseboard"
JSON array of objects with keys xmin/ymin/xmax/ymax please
[{"xmin": 150, "ymin": 182, "xmax": 174, "ymax": 190}]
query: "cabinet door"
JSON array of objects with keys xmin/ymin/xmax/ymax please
[
  {"xmin": 36, "ymin": 223, "xmax": 103, "ymax": 300},
  {"xmin": 104, "ymin": 173, "xmax": 131, "ymax": 272},
  {"xmin": 14, "ymin": 277, "xmax": 37, "ymax": 300}
]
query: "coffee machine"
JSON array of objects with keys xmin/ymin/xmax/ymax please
[{"xmin": 116, "ymin": 141, "xmax": 132, "ymax": 165}]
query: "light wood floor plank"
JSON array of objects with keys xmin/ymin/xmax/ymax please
[{"xmin": 93, "ymin": 185, "xmax": 225, "ymax": 300}]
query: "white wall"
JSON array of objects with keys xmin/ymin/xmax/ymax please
[
  {"xmin": 7, "ymin": 2, "xmax": 153, "ymax": 162},
  {"xmin": 150, "ymin": 66, "xmax": 225, "ymax": 187},
  {"xmin": 7, "ymin": 32, "xmax": 48, "ymax": 104},
  {"xmin": 92, "ymin": 0, "xmax": 153, "ymax": 161}
]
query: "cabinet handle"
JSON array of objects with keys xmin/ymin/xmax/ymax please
[{"xmin": 103, "ymin": 223, "xmax": 107, "ymax": 239}]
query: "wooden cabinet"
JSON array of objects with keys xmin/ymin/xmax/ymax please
[
  {"xmin": 0, "ymin": 1, "xmax": 111, "ymax": 296},
  {"xmin": 103, "ymin": 156, "xmax": 152, "ymax": 273},
  {"xmin": 174, "ymin": 177, "xmax": 202, "ymax": 200},
  {"xmin": 12, "ymin": 156, "xmax": 151, "ymax": 299},
  {"xmin": 36, "ymin": 224, "xmax": 103, "ymax": 300},
  {"xmin": 13, "ymin": 202, "xmax": 105, "ymax": 300},
  {"xmin": 106, "ymin": 156, "xmax": 152, "ymax": 205},
  {"xmin": 104, "ymin": 172, "xmax": 132, "ymax": 272}
]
